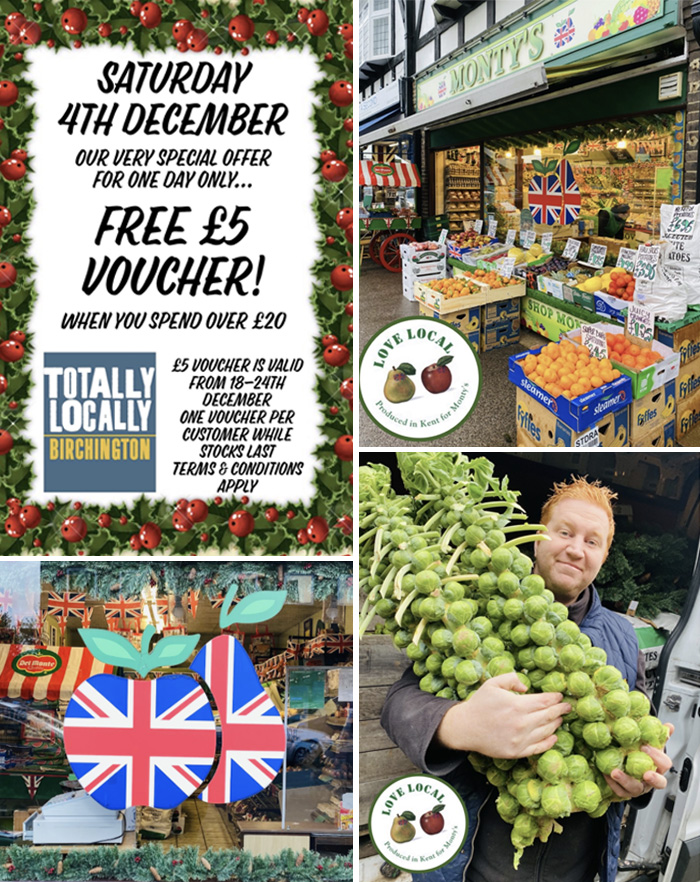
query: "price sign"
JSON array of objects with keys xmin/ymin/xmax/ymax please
[
  {"xmin": 542, "ymin": 277, "xmax": 563, "ymax": 299},
  {"xmin": 520, "ymin": 230, "xmax": 536, "ymax": 248},
  {"xmin": 574, "ymin": 426, "xmax": 601, "ymax": 448},
  {"xmin": 488, "ymin": 220, "xmax": 498, "ymax": 238},
  {"xmin": 616, "ymin": 247, "xmax": 638, "ymax": 273},
  {"xmin": 665, "ymin": 205, "xmax": 697, "ymax": 241},
  {"xmin": 634, "ymin": 246, "xmax": 660, "ymax": 283},
  {"xmin": 474, "ymin": 219, "xmax": 484, "ymax": 234},
  {"xmin": 580, "ymin": 324, "xmax": 608, "ymax": 360},
  {"xmin": 587, "ymin": 243, "xmax": 607, "ymax": 269},
  {"xmin": 438, "ymin": 229, "xmax": 448, "ymax": 246},
  {"xmin": 505, "ymin": 229, "xmax": 517, "ymax": 247},
  {"xmin": 627, "ymin": 303, "xmax": 655, "ymax": 344},
  {"xmin": 498, "ymin": 257, "xmax": 516, "ymax": 278},
  {"xmin": 540, "ymin": 232, "xmax": 553, "ymax": 253},
  {"xmin": 562, "ymin": 238, "xmax": 581, "ymax": 260}
]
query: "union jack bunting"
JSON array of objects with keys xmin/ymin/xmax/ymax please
[
  {"xmin": 46, "ymin": 592, "xmax": 87, "ymax": 619},
  {"xmin": 0, "ymin": 588, "xmax": 13, "ymax": 609},
  {"xmin": 190, "ymin": 634, "xmax": 285, "ymax": 804},
  {"xmin": 325, "ymin": 634, "xmax": 353, "ymax": 655},
  {"xmin": 80, "ymin": 607, "xmax": 93, "ymax": 629},
  {"xmin": 21, "ymin": 774, "xmax": 44, "ymax": 800},
  {"xmin": 63, "ymin": 674, "xmax": 216, "ymax": 810},
  {"xmin": 303, "ymin": 635, "xmax": 327, "ymax": 658},
  {"xmin": 528, "ymin": 173, "xmax": 562, "ymax": 226},
  {"xmin": 156, "ymin": 596, "xmax": 172, "ymax": 620},
  {"xmin": 285, "ymin": 640, "xmax": 302, "ymax": 661},
  {"xmin": 103, "ymin": 595, "xmax": 142, "ymax": 621},
  {"xmin": 188, "ymin": 590, "xmax": 200, "ymax": 619},
  {"xmin": 557, "ymin": 159, "xmax": 581, "ymax": 224},
  {"xmin": 211, "ymin": 593, "xmax": 225, "ymax": 610}
]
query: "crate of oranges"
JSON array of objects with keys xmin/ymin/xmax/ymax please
[
  {"xmin": 508, "ymin": 338, "xmax": 632, "ymax": 432},
  {"xmin": 452, "ymin": 267, "xmax": 526, "ymax": 301},
  {"xmin": 414, "ymin": 276, "xmax": 485, "ymax": 311},
  {"xmin": 564, "ymin": 323, "xmax": 680, "ymax": 399}
]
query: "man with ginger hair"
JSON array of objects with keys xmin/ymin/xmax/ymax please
[{"xmin": 380, "ymin": 475, "xmax": 673, "ymax": 882}]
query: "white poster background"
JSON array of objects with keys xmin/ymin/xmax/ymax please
[{"xmin": 24, "ymin": 44, "xmax": 323, "ymax": 504}]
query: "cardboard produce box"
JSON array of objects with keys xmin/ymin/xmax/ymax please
[
  {"xmin": 417, "ymin": 301, "xmax": 480, "ymax": 334},
  {"xmin": 676, "ymin": 365, "xmax": 700, "ymax": 405},
  {"xmin": 509, "ymin": 346, "xmax": 632, "ymax": 433},
  {"xmin": 482, "ymin": 318, "xmax": 520, "ymax": 352},
  {"xmin": 656, "ymin": 314, "xmax": 700, "ymax": 367},
  {"xmin": 676, "ymin": 383, "xmax": 700, "ymax": 439},
  {"xmin": 631, "ymin": 418, "xmax": 675, "ymax": 447},
  {"xmin": 447, "ymin": 236, "xmax": 498, "ymax": 261},
  {"xmin": 483, "ymin": 297, "xmax": 520, "ymax": 324},
  {"xmin": 516, "ymin": 391, "xmax": 629, "ymax": 447},
  {"xmin": 415, "ymin": 277, "xmax": 525, "ymax": 312},
  {"xmin": 629, "ymin": 380, "xmax": 676, "ymax": 445}
]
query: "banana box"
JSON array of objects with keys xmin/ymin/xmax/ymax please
[
  {"xmin": 481, "ymin": 318, "xmax": 520, "ymax": 352},
  {"xmin": 516, "ymin": 391, "xmax": 629, "ymax": 447},
  {"xmin": 482, "ymin": 298, "xmax": 520, "ymax": 325},
  {"xmin": 656, "ymin": 316, "xmax": 700, "ymax": 367},
  {"xmin": 631, "ymin": 418, "xmax": 675, "ymax": 448},
  {"xmin": 629, "ymin": 380, "xmax": 676, "ymax": 445},
  {"xmin": 676, "ymin": 384, "xmax": 700, "ymax": 439},
  {"xmin": 418, "ymin": 301, "xmax": 480, "ymax": 335},
  {"xmin": 676, "ymin": 367, "xmax": 700, "ymax": 404}
]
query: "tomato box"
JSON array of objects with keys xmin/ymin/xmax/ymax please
[
  {"xmin": 516, "ymin": 391, "xmax": 630, "ymax": 447},
  {"xmin": 482, "ymin": 318, "xmax": 520, "ymax": 352},
  {"xmin": 656, "ymin": 314, "xmax": 700, "ymax": 367},
  {"xmin": 509, "ymin": 346, "xmax": 632, "ymax": 432},
  {"xmin": 631, "ymin": 417, "xmax": 675, "ymax": 448},
  {"xmin": 629, "ymin": 380, "xmax": 676, "ymax": 445},
  {"xmin": 417, "ymin": 301, "xmax": 480, "ymax": 335},
  {"xmin": 564, "ymin": 322, "xmax": 679, "ymax": 399}
]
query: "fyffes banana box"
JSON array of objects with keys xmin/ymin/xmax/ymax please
[
  {"xmin": 631, "ymin": 418, "xmax": 675, "ymax": 448},
  {"xmin": 656, "ymin": 316, "xmax": 700, "ymax": 367},
  {"xmin": 418, "ymin": 302, "xmax": 480, "ymax": 336},
  {"xmin": 629, "ymin": 380, "xmax": 676, "ymax": 445},
  {"xmin": 676, "ymin": 368, "xmax": 700, "ymax": 403},
  {"xmin": 516, "ymin": 391, "xmax": 629, "ymax": 448},
  {"xmin": 676, "ymin": 382, "xmax": 700, "ymax": 439}
]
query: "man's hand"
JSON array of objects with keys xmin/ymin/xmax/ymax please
[
  {"xmin": 435, "ymin": 673, "xmax": 571, "ymax": 759},
  {"xmin": 605, "ymin": 724, "xmax": 675, "ymax": 799}
]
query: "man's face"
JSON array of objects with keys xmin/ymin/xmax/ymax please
[{"xmin": 534, "ymin": 498, "xmax": 610, "ymax": 604}]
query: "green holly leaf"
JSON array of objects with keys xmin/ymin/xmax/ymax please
[{"xmin": 219, "ymin": 589, "xmax": 287, "ymax": 629}]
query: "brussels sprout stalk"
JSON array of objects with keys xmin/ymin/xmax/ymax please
[
  {"xmin": 446, "ymin": 541, "xmax": 469, "ymax": 575},
  {"xmin": 501, "ymin": 534, "xmax": 552, "ymax": 550}
]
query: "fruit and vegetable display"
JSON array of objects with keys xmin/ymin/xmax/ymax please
[
  {"xmin": 449, "ymin": 231, "xmax": 493, "ymax": 250},
  {"xmin": 520, "ymin": 339, "xmax": 623, "ymax": 399},
  {"xmin": 359, "ymin": 452, "xmax": 671, "ymax": 868},
  {"xmin": 470, "ymin": 242, "xmax": 508, "ymax": 259},
  {"xmin": 459, "ymin": 269, "xmax": 519, "ymax": 288},
  {"xmin": 422, "ymin": 278, "xmax": 483, "ymax": 300},
  {"xmin": 508, "ymin": 243, "xmax": 548, "ymax": 265},
  {"xmin": 576, "ymin": 270, "xmax": 636, "ymax": 300},
  {"xmin": 546, "ymin": 264, "xmax": 599, "ymax": 289},
  {"xmin": 516, "ymin": 256, "xmax": 570, "ymax": 289},
  {"xmin": 605, "ymin": 333, "xmax": 663, "ymax": 369},
  {"xmin": 413, "ymin": 242, "xmax": 442, "ymax": 252}
]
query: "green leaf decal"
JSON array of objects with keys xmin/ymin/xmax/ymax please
[
  {"xmin": 147, "ymin": 635, "xmax": 200, "ymax": 671},
  {"xmin": 565, "ymin": 139, "xmax": 581, "ymax": 156},
  {"xmin": 396, "ymin": 363, "xmax": 416, "ymax": 375},
  {"xmin": 433, "ymin": 804, "xmax": 445, "ymax": 812},
  {"xmin": 79, "ymin": 629, "xmax": 142, "ymax": 670},
  {"xmin": 220, "ymin": 590, "xmax": 287, "ymax": 628},
  {"xmin": 401, "ymin": 811, "xmax": 416, "ymax": 820},
  {"xmin": 437, "ymin": 356, "xmax": 454, "ymax": 367},
  {"xmin": 545, "ymin": 159, "xmax": 559, "ymax": 174},
  {"xmin": 531, "ymin": 161, "xmax": 545, "ymax": 175}
]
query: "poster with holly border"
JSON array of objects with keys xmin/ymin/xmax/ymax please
[{"xmin": 0, "ymin": 0, "xmax": 353, "ymax": 555}]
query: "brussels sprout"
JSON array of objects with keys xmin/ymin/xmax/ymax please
[
  {"xmin": 413, "ymin": 659, "xmax": 428, "ymax": 677},
  {"xmin": 529, "ymin": 669, "xmax": 547, "ymax": 689},
  {"xmin": 546, "ymin": 603, "xmax": 569, "ymax": 626},
  {"xmin": 625, "ymin": 750, "xmax": 656, "ymax": 780},
  {"xmin": 555, "ymin": 620, "xmax": 581, "ymax": 645},
  {"xmin": 480, "ymin": 636, "xmax": 506, "ymax": 660},
  {"xmin": 419, "ymin": 673, "xmax": 446, "ymax": 694},
  {"xmin": 593, "ymin": 665, "xmax": 625, "ymax": 694},
  {"xmin": 492, "ymin": 757, "xmax": 518, "ymax": 771},
  {"xmin": 375, "ymin": 599, "xmax": 398, "ymax": 618},
  {"xmin": 516, "ymin": 778, "xmax": 543, "ymax": 809},
  {"xmin": 419, "ymin": 596, "xmax": 446, "ymax": 622},
  {"xmin": 453, "ymin": 627, "xmax": 480, "ymax": 658},
  {"xmin": 443, "ymin": 581, "xmax": 466, "ymax": 602},
  {"xmin": 431, "ymin": 628, "xmax": 454, "ymax": 652},
  {"xmin": 471, "ymin": 548, "xmax": 491, "ymax": 569},
  {"xmin": 486, "ymin": 598, "xmax": 507, "ymax": 623},
  {"xmin": 410, "ymin": 598, "xmax": 425, "ymax": 619},
  {"xmin": 568, "ymin": 670, "xmax": 595, "ymax": 698},
  {"xmin": 465, "ymin": 524, "xmax": 486, "ymax": 546},
  {"xmin": 533, "ymin": 646, "xmax": 558, "ymax": 671},
  {"xmin": 511, "ymin": 553, "xmax": 534, "ymax": 579},
  {"xmin": 503, "ymin": 598, "xmax": 525, "ymax": 621},
  {"xmin": 441, "ymin": 656, "xmax": 461, "ymax": 680},
  {"xmin": 628, "ymin": 691, "xmax": 651, "ymax": 719},
  {"xmin": 491, "ymin": 547, "xmax": 514, "ymax": 574},
  {"xmin": 485, "ymin": 529, "xmax": 506, "ymax": 550},
  {"xmin": 537, "ymin": 749, "xmax": 566, "ymax": 783},
  {"xmin": 468, "ymin": 752, "xmax": 491, "ymax": 774},
  {"xmin": 594, "ymin": 747, "xmax": 624, "ymax": 776},
  {"xmin": 512, "ymin": 764, "xmax": 537, "ymax": 784},
  {"xmin": 412, "ymin": 550, "xmax": 436, "ymax": 572},
  {"xmin": 517, "ymin": 647, "xmax": 537, "ymax": 671},
  {"xmin": 577, "ymin": 633, "xmax": 592, "ymax": 650},
  {"xmin": 511, "ymin": 813, "xmax": 539, "ymax": 847},
  {"xmin": 559, "ymin": 645, "xmax": 586, "ymax": 673},
  {"xmin": 496, "ymin": 791, "xmax": 520, "ymax": 823},
  {"xmin": 569, "ymin": 718, "xmax": 585, "ymax": 738},
  {"xmin": 582, "ymin": 647, "xmax": 608, "ymax": 674},
  {"xmin": 448, "ymin": 599, "xmax": 478, "ymax": 626},
  {"xmin": 555, "ymin": 730, "xmax": 575, "ymax": 757},
  {"xmin": 542, "ymin": 589, "xmax": 555, "ymax": 604},
  {"xmin": 455, "ymin": 659, "xmax": 483, "ymax": 685},
  {"xmin": 478, "ymin": 572, "xmax": 499, "ymax": 596},
  {"xmin": 602, "ymin": 689, "xmax": 631, "ymax": 719},
  {"xmin": 497, "ymin": 571, "xmax": 521, "ymax": 598},
  {"xmin": 541, "ymin": 783, "xmax": 572, "ymax": 818},
  {"xmin": 564, "ymin": 754, "xmax": 590, "ymax": 782},
  {"xmin": 392, "ymin": 549, "xmax": 413, "ymax": 568},
  {"xmin": 471, "ymin": 617, "xmax": 493, "ymax": 639},
  {"xmin": 540, "ymin": 672, "xmax": 568, "ymax": 694},
  {"xmin": 506, "ymin": 779, "xmax": 520, "ymax": 797},
  {"xmin": 612, "ymin": 716, "xmax": 641, "ymax": 747},
  {"xmin": 426, "ymin": 652, "xmax": 446, "ymax": 673},
  {"xmin": 583, "ymin": 722, "xmax": 612, "ymax": 749},
  {"xmin": 577, "ymin": 695, "xmax": 605, "ymax": 722},
  {"xmin": 523, "ymin": 595, "xmax": 549, "ymax": 623},
  {"xmin": 516, "ymin": 672, "xmax": 531, "ymax": 690},
  {"xmin": 436, "ymin": 687, "xmax": 456, "ymax": 700},
  {"xmin": 638, "ymin": 716, "xmax": 670, "ymax": 749},
  {"xmin": 530, "ymin": 620, "xmax": 556, "ymax": 646},
  {"xmin": 588, "ymin": 799, "xmax": 611, "ymax": 819},
  {"xmin": 488, "ymin": 656, "xmax": 515, "ymax": 678},
  {"xmin": 572, "ymin": 781, "xmax": 602, "ymax": 813},
  {"xmin": 456, "ymin": 683, "xmax": 469, "ymax": 700},
  {"xmin": 520, "ymin": 574, "xmax": 546, "ymax": 597},
  {"xmin": 393, "ymin": 630, "xmax": 413, "ymax": 649},
  {"xmin": 486, "ymin": 766, "xmax": 509, "ymax": 788},
  {"xmin": 408, "ymin": 535, "xmax": 427, "ymax": 552},
  {"xmin": 406, "ymin": 640, "xmax": 430, "ymax": 661},
  {"xmin": 498, "ymin": 621, "xmax": 514, "ymax": 641},
  {"xmin": 510, "ymin": 624, "xmax": 532, "ymax": 647}
]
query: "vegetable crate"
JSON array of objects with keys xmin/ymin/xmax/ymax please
[
  {"xmin": 629, "ymin": 380, "xmax": 676, "ymax": 445},
  {"xmin": 447, "ymin": 237, "xmax": 499, "ymax": 260},
  {"xmin": 516, "ymin": 391, "xmax": 629, "ymax": 448},
  {"xmin": 676, "ymin": 364, "xmax": 700, "ymax": 406},
  {"xmin": 676, "ymin": 382, "xmax": 700, "ymax": 439},
  {"xmin": 415, "ymin": 278, "xmax": 525, "ymax": 312}
]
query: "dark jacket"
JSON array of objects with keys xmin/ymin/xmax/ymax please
[
  {"xmin": 597, "ymin": 209, "xmax": 626, "ymax": 240},
  {"xmin": 380, "ymin": 586, "xmax": 643, "ymax": 882}
]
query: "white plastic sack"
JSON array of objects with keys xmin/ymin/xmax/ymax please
[
  {"xmin": 660, "ymin": 203, "xmax": 700, "ymax": 308},
  {"xmin": 636, "ymin": 238, "xmax": 686, "ymax": 323}
]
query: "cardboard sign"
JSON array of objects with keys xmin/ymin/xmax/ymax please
[
  {"xmin": 580, "ymin": 324, "xmax": 608, "ymax": 359},
  {"xmin": 574, "ymin": 426, "xmax": 601, "ymax": 448},
  {"xmin": 634, "ymin": 246, "xmax": 661, "ymax": 283},
  {"xmin": 520, "ymin": 230, "xmax": 536, "ymax": 248},
  {"xmin": 562, "ymin": 238, "xmax": 581, "ymax": 260},
  {"xmin": 627, "ymin": 303, "xmax": 655, "ymax": 344},
  {"xmin": 665, "ymin": 205, "xmax": 697, "ymax": 241},
  {"xmin": 474, "ymin": 219, "xmax": 484, "ymax": 234},
  {"xmin": 438, "ymin": 229, "xmax": 449, "ymax": 246},
  {"xmin": 540, "ymin": 232, "xmax": 553, "ymax": 253},
  {"xmin": 505, "ymin": 229, "xmax": 517, "ymax": 247},
  {"xmin": 498, "ymin": 257, "xmax": 516, "ymax": 278},
  {"xmin": 488, "ymin": 220, "xmax": 498, "ymax": 238},
  {"xmin": 586, "ymin": 243, "xmax": 607, "ymax": 269},
  {"xmin": 542, "ymin": 277, "xmax": 564, "ymax": 299},
  {"xmin": 616, "ymin": 247, "xmax": 638, "ymax": 273}
]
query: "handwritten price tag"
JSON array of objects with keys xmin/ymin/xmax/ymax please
[
  {"xmin": 498, "ymin": 257, "xmax": 516, "ymax": 278},
  {"xmin": 587, "ymin": 243, "xmax": 607, "ymax": 269},
  {"xmin": 562, "ymin": 238, "xmax": 581, "ymax": 260},
  {"xmin": 634, "ymin": 246, "xmax": 660, "ymax": 283},
  {"xmin": 474, "ymin": 219, "xmax": 484, "ymax": 234},
  {"xmin": 616, "ymin": 247, "xmax": 638, "ymax": 273},
  {"xmin": 580, "ymin": 324, "xmax": 608, "ymax": 360},
  {"xmin": 488, "ymin": 220, "xmax": 498, "ymax": 238},
  {"xmin": 665, "ymin": 205, "xmax": 696, "ymax": 241},
  {"xmin": 627, "ymin": 303, "xmax": 655, "ymax": 343},
  {"xmin": 540, "ymin": 232, "xmax": 553, "ymax": 253},
  {"xmin": 520, "ymin": 230, "xmax": 536, "ymax": 248},
  {"xmin": 505, "ymin": 229, "xmax": 517, "ymax": 247},
  {"xmin": 438, "ymin": 229, "xmax": 448, "ymax": 246}
]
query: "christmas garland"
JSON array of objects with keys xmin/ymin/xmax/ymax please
[
  {"xmin": 0, "ymin": 845, "xmax": 353, "ymax": 882},
  {"xmin": 0, "ymin": 0, "xmax": 353, "ymax": 556},
  {"xmin": 39, "ymin": 560, "xmax": 351, "ymax": 600}
]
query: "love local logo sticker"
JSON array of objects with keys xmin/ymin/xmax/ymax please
[
  {"xmin": 369, "ymin": 774, "xmax": 469, "ymax": 873},
  {"xmin": 360, "ymin": 317, "xmax": 481, "ymax": 440}
]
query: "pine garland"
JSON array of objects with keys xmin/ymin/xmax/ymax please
[
  {"xmin": 0, "ymin": 847, "xmax": 353, "ymax": 882},
  {"xmin": 0, "ymin": 0, "xmax": 353, "ymax": 557}
]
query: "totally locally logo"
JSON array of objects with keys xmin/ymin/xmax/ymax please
[
  {"xmin": 369, "ymin": 774, "xmax": 469, "ymax": 873},
  {"xmin": 11, "ymin": 648, "xmax": 62, "ymax": 677}
]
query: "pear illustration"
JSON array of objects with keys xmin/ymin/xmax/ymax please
[
  {"xmin": 384, "ymin": 363, "xmax": 416, "ymax": 403},
  {"xmin": 390, "ymin": 811, "xmax": 416, "ymax": 843}
]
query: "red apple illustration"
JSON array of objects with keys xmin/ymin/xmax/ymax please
[
  {"xmin": 420, "ymin": 803, "xmax": 445, "ymax": 835},
  {"xmin": 421, "ymin": 356, "xmax": 453, "ymax": 394}
]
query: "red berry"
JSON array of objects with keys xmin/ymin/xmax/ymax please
[
  {"xmin": 321, "ymin": 159, "xmax": 348, "ymax": 183},
  {"xmin": 97, "ymin": 513, "xmax": 112, "ymax": 528},
  {"xmin": 5, "ymin": 514, "xmax": 25, "ymax": 538},
  {"xmin": 334, "ymin": 435, "xmax": 352, "ymax": 461},
  {"xmin": 119, "ymin": 515, "xmax": 128, "ymax": 525},
  {"xmin": 335, "ymin": 514, "xmax": 352, "ymax": 535},
  {"xmin": 0, "ymin": 376, "xmax": 6, "ymax": 393},
  {"xmin": 264, "ymin": 29, "xmax": 278, "ymax": 44},
  {"xmin": 240, "ymin": 495, "xmax": 249, "ymax": 505},
  {"xmin": 0, "ymin": 340, "xmax": 25, "ymax": 362},
  {"xmin": 139, "ymin": 2, "xmax": 161, "ymax": 28},
  {"xmin": 348, "ymin": 323, "xmax": 353, "ymax": 333},
  {"xmin": 323, "ymin": 343, "xmax": 350, "ymax": 367},
  {"xmin": 286, "ymin": 32, "xmax": 295, "ymax": 41},
  {"xmin": 47, "ymin": 502, "xmax": 55, "ymax": 512},
  {"xmin": 73, "ymin": 501, "xmax": 82, "ymax": 510},
  {"xmin": 19, "ymin": 505, "xmax": 41, "ymax": 528},
  {"xmin": 213, "ymin": 45, "xmax": 222, "ymax": 54},
  {"xmin": 7, "ymin": 501, "xmax": 21, "ymax": 516},
  {"xmin": 343, "ymin": 38, "xmax": 352, "ymax": 59},
  {"xmin": 8, "ymin": 401, "xmax": 17, "ymax": 410},
  {"xmin": 200, "ymin": 533, "xmax": 209, "ymax": 542},
  {"xmin": 228, "ymin": 13, "xmax": 254, "ymax": 40},
  {"xmin": 324, "ymin": 51, "xmax": 333, "ymax": 60},
  {"xmin": 0, "ymin": 81, "xmax": 19, "ymax": 107},
  {"xmin": 0, "ymin": 206, "xmax": 11, "ymax": 227},
  {"xmin": 129, "ymin": 0, "xmax": 142, "ymax": 14},
  {"xmin": 9, "ymin": 332, "xmax": 25, "ymax": 346},
  {"xmin": 331, "ymin": 264, "xmax": 353, "ymax": 291},
  {"xmin": 0, "ymin": 263, "xmax": 17, "ymax": 290},
  {"xmin": 345, "ymin": 302, "xmax": 353, "ymax": 316},
  {"xmin": 214, "ymin": 496, "xmax": 223, "ymax": 505},
  {"xmin": 307, "ymin": 516, "xmax": 329, "ymax": 543},
  {"xmin": 296, "ymin": 6, "xmax": 309, "ymax": 21},
  {"xmin": 176, "ymin": 39, "xmax": 188, "ymax": 51},
  {"xmin": 62, "ymin": 516, "xmax": 87, "ymax": 543},
  {"xmin": 172, "ymin": 509, "xmax": 193, "ymax": 532},
  {"xmin": 119, "ymin": 25, "xmax": 128, "ymax": 34},
  {"xmin": 343, "ymin": 117, "xmax": 353, "ymax": 132},
  {"xmin": 329, "ymin": 405, "xmax": 339, "ymax": 415},
  {"xmin": 338, "ymin": 22, "xmax": 352, "ymax": 38},
  {"xmin": 336, "ymin": 208, "xmax": 353, "ymax": 229},
  {"xmin": 172, "ymin": 16, "xmax": 192, "ymax": 38},
  {"xmin": 326, "ymin": 236, "xmax": 336, "ymax": 245},
  {"xmin": 340, "ymin": 378, "xmax": 353, "ymax": 400},
  {"xmin": 186, "ymin": 27, "xmax": 207, "ymax": 50},
  {"xmin": 329, "ymin": 80, "xmax": 352, "ymax": 107},
  {"xmin": 129, "ymin": 533, "xmax": 142, "ymax": 550},
  {"xmin": 0, "ymin": 429, "xmax": 13, "ymax": 455},
  {"xmin": 297, "ymin": 529, "xmax": 309, "ymax": 545},
  {"xmin": 201, "ymin": 8, "xmax": 209, "ymax": 16},
  {"xmin": 12, "ymin": 233, "xmax": 21, "ymax": 243},
  {"xmin": 322, "ymin": 334, "xmax": 338, "ymax": 347},
  {"xmin": 0, "ymin": 158, "xmax": 26, "ymax": 181},
  {"xmin": 46, "ymin": 38, "xmax": 54, "ymax": 46},
  {"xmin": 320, "ymin": 149, "xmax": 336, "ymax": 163},
  {"xmin": 10, "ymin": 149, "xmax": 27, "ymax": 163},
  {"xmin": 185, "ymin": 499, "xmax": 208, "ymax": 523},
  {"xmin": 241, "ymin": 46, "xmax": 249, "ymax": 55},
  {"xmin": 306, "ymin": 8, "xmax": 328, "ymax": 35},
  {"xmin": 33, "ymin": 538, "xmax": 41, "ymax": 547},
  {"xmin": 98, "ymin": 22, "xmax": 111, "ymax": 36},
  {"xmin": 264, "ymin": 507, "xmax": 279, "ymax": 522},
  {"xmin": 139, "ymin": 522, "xmax": 161, "ymax": 548},
  {"xmin": 14, "ymin": 52, "xmax": 24, "ymax": 60},
  {"xmin": 228, "ymin": 510, "xmax": 255, "ymax": 537},
  {"xmin": 286, "ymin": 510, "xmax": 295, "ymax": 520},
  {"xmin": 4, "ymin": 13, "xmax": 26, "ymax": 35},
  {"xmin": 176, "ymin": 498, "xmax": 189, "ymax": 510},
  {"xmin": 61, "ymin": 8, "xmax": 87, "ymax": 34}
]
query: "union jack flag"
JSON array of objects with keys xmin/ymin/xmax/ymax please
[
  {"xmin": 46, "ymin": 592, "xmax": 86, "ymax": 619},
  {"xmin": 188, "ymin": 590, "xmax": 200, "ymax": 620},
  {"xmin": 190, "ymin": 634, "xmax": 285, "ymax": 804},
  {"xmin": 558, "ymin": 159, "xmax": 581, "ymax": 224},
  {"xmin": 285, "ymin": 640, "xmax": 302, "ymax": 661},
  {"xmin": 325, "ymin": 634, "xmax": 353, "ymax": 655},
  {"xmin": 63, "ymin": 674, "xmax": 216, "ymax": 811},
  {"xmin": 554, "ymin": 16, "xmax": 575, "ymax": 49},
  {"xmin": 528, "ymin": 173, "xmax": 562, "ymax": 225},
  {"xmin": 211, "ymin": 593, "xmax": 225, "ymax": 610},
  {"xmin": 21, "ymin": 774, "xmax": 44, "ymax": 800},
  {"xmin": 0, "ymin": 588, "xmax": 13, "ymax": 609},
  {"xmin": 103, "ymin": 595, "xmax": 142, "ymax": 621}
]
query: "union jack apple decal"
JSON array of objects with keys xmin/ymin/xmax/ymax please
[{"xmin": 63, "ymin": 589, "xmax": 288, "ymax": 811}]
